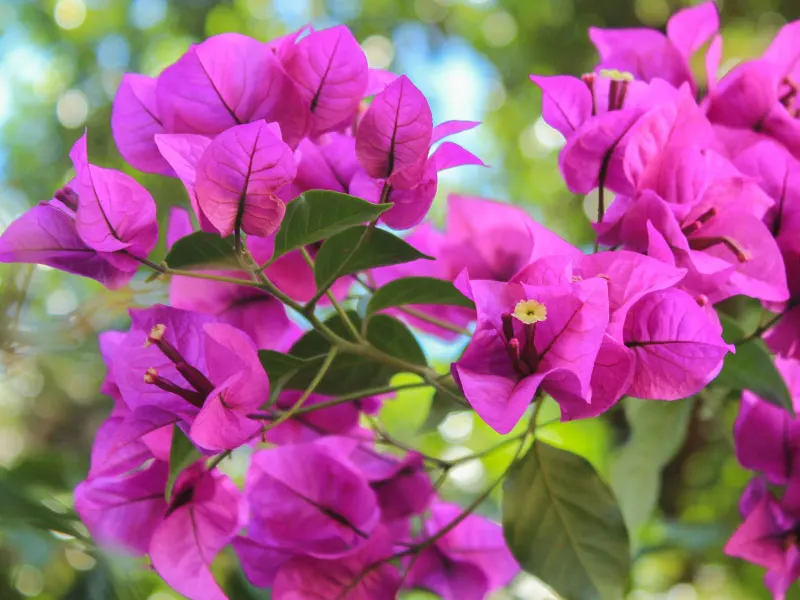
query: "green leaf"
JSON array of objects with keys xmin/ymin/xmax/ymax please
[
  {"xmin": 164, "ymin": 232, "xmax": 237, "ymax": 270},
  {"xmin": 366, "ymin": 313, "xmax": 427, "ymax": 367},
  {"xmin": 313, "ymin": 226, "xmax": 431, "ymax": 290},
  {"xmin": 166, "ymin": 427, "xmax": 203, "ymax": 501},
  {"xmin": 367, "ymin": 276, "xmax": 474, "ymax": 315},
  {"xmin": 503, "ymin": 441, "xmax": 630, "ymax": 600},
  {"xmin": 0, "ymin": 471, "xmax": 81, "ymax": 537},
  {"xmin": 258, "ymin": 351, "xmax": 314, "ymax": 382},
  {"xmin": 717, "ymin": 315, "xmax": 793, "ymax": 414},
  {"xmin": 273, "ymin": 191, "xmax": 391, "ymax": 258},
  {"xmin": 278, "ymin": 312, "xmax": 426, "ymax": 395},
  {"xmin": 610, "ymin": 398, "xmax": 694, "ymax": 545}
]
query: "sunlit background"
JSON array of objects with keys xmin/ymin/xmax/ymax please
[{"xmin": 1, "ymin": 0, "xmax": 799, "ymax": 598}]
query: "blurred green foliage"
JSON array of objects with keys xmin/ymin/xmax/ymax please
[{"xmin": 2, "ymin": 0, "xmax": 800, "ymax": 598}]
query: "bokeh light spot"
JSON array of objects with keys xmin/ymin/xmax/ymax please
[
  {"xmin": 362, "ymin": 35, "xmax": 395, "ymax": 70},
  {"xmin": 54, "ymin": 0, "xmax": 87, "ymax": 30},
  {"xmin": 482, "ymin": 11, "xmax": 518, "ymax": 47},
  {"xmin": 56, "ymin": 89, "xmax": 89, "ymax": 128}
]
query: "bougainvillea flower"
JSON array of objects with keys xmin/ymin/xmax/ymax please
[
  {"xmin": 589, "ymin": 2, "xmax": 719, "ymax": 90},
  {"xmin": 706, "ymin": 27, "xmax": 800, "ymax": 158},
  {"xmin": 166, "ymin": 209, "xmax": 298, "ymax": 350},
  {"xmin": 194, "ymin": 120, "xmax": 296, "ymax": 237},
  {"xmin": 245, "ymin": 441, "xmax": 380, "ymax": 557},
  {"xmin": 735, "ymin": 390, "xmax": 800, "ymax": 485},
  {"xmin": 234, "ymin": 534, "xmax": 295, "ymax": 590},
  {"xmin": 623, "ymin": 96, "xmax": 718, "ymax": 205},
  {"xmin": 599, "ymin": 178, "xmax": 789, "ymax": 304},
  {"xmin": 369, "ymin": 223, "xmax": 474, "ymax": 340},
  {"xmin": 272, "ymin": 527, "xmax": 401, "ymax": 600},
  {"xmin": 265, "ymin": 390, "xmax": 379, "ymax": 445},
  {"xmin": 407, "ymin": 502, "xmax": 518, "ymax": 600},
  {"xmin": 70, "ymin": 133, "xmax": 158, "ymax": 264},
  {"xmin": 74, "ymin": 459, "xmax": 168, "ymax": 555},
  {"xmin": 150, "ymin": 464, "xmax": 243, "ymax": 600},
  {"xmin": 622, "ymin": 288, "xmax": 732, "ymax": 399},
  {"xmin": 282, "ymin": 25, "xmax": 369, "ymax": 136},
  {"xmin": 346, "ymin": 448, "xmax": 434, "ymax": 520},
  {"xmin": 726, "ymin": 481, "xmax": 800, "ymax": 600},
  {"xmin": 577, "ymin": 250, "xmax": 686, "ymax": 338},
  {"xmin": 88, "ymin": 404, "xmax": 174, "ymax": 479},
  {"xmin": 351, "ymin": 122, "xmax": 483, "ymax": 230},
  {"xmin": 452, "ymin": 276, "xmax": 609, "ymax": 432},
  {"xmin": 355, "ymin": 75, "xmax": 433, "ymax": 189},
  {"xmin": 0, "ymin": 199, "xmax": 136, "ymax": 289},
  {"xmin": 111, "ymin": 74, "xmax": 171, "ymax": 175},
  {"xmin": 170, "ymin": 271, "xmax": 297, "ymax": 352},
  {"xmin": 439, "ymin": 195, "xmax": 581, "ymax": 281},
  {"xmin": 156, "ymin": 33, "xmax": 308, "ymax": 146},
  {"xmin": 113, "ymin": 305, "xmax": 268, "ymax": 450},
  {"xmin": 735, "ymin": 140, "xmax": 800, "ymax": 301},
  {"xmin": 155, "ymin": 133, "xmax": 215, "ymax": 232}
]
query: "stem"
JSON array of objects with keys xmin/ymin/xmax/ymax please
[
  {"xmin": 260, "ymin": 348, "xmax": 339, "ymax": 433},
  {"xmin": 249, "ymin": 381, "xmax": 431, "ymax": 421},
  {"xmin": 396, "ymin": 306, "xmax": 472, "ymax": 336},
  {"xmin": 207, "ymin": 449, "xmax": 232, "ymax": 471},
  {"xmin": 594, "ymin": 184, "xmax": 605, "ymax": 254},
  {"xmin": 366, "ymin": 415, "xmax": 450, "ymax": 469},
  {"xmin": 337, "ymin": 404, "xmax": 538, "ymax": 600},
  {"xmin": 300, "ymin": 247, "xmax": 363, "ymax": 342},
  {"xmin": 735, "ymin": 307, "xmax": 792, "ymax": 346},
  {"xmin": 306, "ymin": 226, "xmax": 371, "ymax": 309},
  {"xmin": 354, "ymin": 275, "xmax": 472, "ymax": 336}
]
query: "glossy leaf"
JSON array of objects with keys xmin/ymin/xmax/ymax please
[
  {"xmin": 717, "ymin": 315, "xmax": 793, "ymax": 414},
  {"xmin": 276, "ymin": 312, "xmax": 426, "ymax": 394},
  {"xmin": 367, "ymin": 276, "xmax": 474, "ymax": 316},
  {"xmin": 503, "ymin": 441, "xmax": 630, "ymax": 600},
  {"xmin": 313, "ymin": 226, "xmax": 431, "ymax": 289},
  {"xmin": 164, "ymin": 232, "xmax": 237, "ymax": 270},
  {"xmin": 272, "ymin": 191, "xmax": 390, "ymax": 258},
  {"xmin": 610, "ymin": 398, "xmax": 694, "ymax": 545}
]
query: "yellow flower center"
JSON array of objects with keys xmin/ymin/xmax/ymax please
[
  {"xmin": 599, "ymin": 68, "xmax": 634, "ymax": 82},
  {"xmin": 513, "ymin": 300, "xmax": 547, "ymax": 324}
]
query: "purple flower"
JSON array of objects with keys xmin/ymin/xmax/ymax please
[
  {"xmin": 156, "ymin": 33, "xmax": 309, "ymax": 146},
  {"xmin": 352, "ymin": 77, "xmax": 483, "ymax": 228},
  {"xmin": 0, "ymin": 133, "xmax": 159, "ymax": 287},
  {"xmin": 406, "ymin": 502, "xmax": 519, "ymax": 600},
  {"xmin": 265, "ymin": 390, "xmax": 379, "ymax": 445},
  {"xmin": 75, "ymin": 459, "xmax": 168, "ymax": 555},
  {"xmin": 346, "ymin": 446, "xmax": 434, "ymax": 521},
  {"xmin": 589, "ymin": 1, "xmax": 719, "ymax": 91},
  {"xmin": 150, "ymin": 464, "xmax": 243, "ymax": 600},
  {"xmin": 245, "ymin": 440, "xmax": 380, "ymax": 558},
  {"xmin": 735, "ymin": 390, "xmax": 800, "ymax": 485},
  {"xmin": 0, "ymin": 198, "xmax": 135, "ymax": 289},
  {"xmin": 369, "ymin": 222, "xmax": 474, "ymax": 340},
  {"xmin": 726, "ymin": 481, "xmax": 800, "ymax": 600},
  {"xmin": 622, "ymin": 287, "xmax": 732, "ymax": 399},
  {"xmin": 439, "ymin": 195, "xmax": 582, "ymax": 282},
  {"xmin": 69, "ymin": 133, "xmax": 158, "ymax": 261},
  {"xmin": 272, "ymin": 527, "xmax": 401, "ymax": 600},
  {"xmin": 111, "ymin": 74, "xmax": 171, "ymax": 175},
  {"xmin": 113, "ymin": 305, "xmax": 268, "ymax": 451},
  {"xmin": 452, "ymin": 275, "xmax": 609, "ymax": 433},
  {"xmin": 281, "ymin": 25, "xmax": 369, "ymax": 137},
  {"xmin": 193, "ymin": 121, "xmax": 295, "ymax": 238}
]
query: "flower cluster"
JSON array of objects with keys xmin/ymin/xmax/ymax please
[
  {"xmin": 3, "ymin": 4, "xmax": 800, "ymax": 599},
  {"xmin": 530, "ymin": 2, "xmax": 800, "ymax": 596},
  {"xmin": 726, "ymin": 358, "xmax": 800, "ymax": 599}
]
